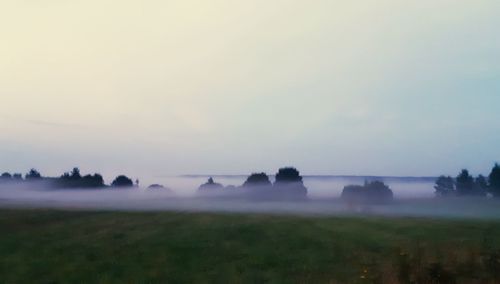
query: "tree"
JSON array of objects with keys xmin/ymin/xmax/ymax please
[
  {"xmin": 489, "ymin": 163, "xmax": 500, "ymax": 197},
  {"xmin": 198, "ymin": 177, "xmax": 224, "ymax": 191},
  {"xmin": 341, "ymin": 180, "xmax": 393, "ymax": 204},
  {"xmin": 243, "ymin": 173, "xmax": 271, "ymax": 187},
  {"xmin": 70, "ymin": 167, "xmax": 81, "ymax": 180},
  {"xmin": 111, "ymin": 175, "xmax": 133, "ymax": 187},
  {"xmin": 56, "ymin": 169, "xmax": 105, "ymax": 189},
  {"xmin": 25, "ymin": 169, "xmax": 42, "ymax": 180},
  {"xmin": 148, "ymin": 184, "xmax": 165, "ymax": 189},
  {"xmin": 364, "ymin": 180, "xmax": 393, "ymax": 202},
  {"xmin": 0, "ymin": 172, "xmax": 12, "ymax": 180},
  {"xmin": 147, "ymin": 184, "xmax": 173, "ymax": 192},
  {"xmin": 81, "ymin": 174, "xmax": 105, "ymax": 188},
  {"xmin": 434, "ymin": 176, "xmax": 455, "ymax": 196},
  {"xmin": 456, "ymin": 169, "xmax": 475, "ymax": 196},
  {"xmin": 61, "ymin": 168, "xmax": 82, "ymax": 181},
  {"xmin": 275, "ymin": 167, "xmax": 303, "ymax": 184},
  {"xmin": 12, "ymin": 173, "xmax": 23, "ymax": 180},
  {"xmin": 474, "ymin": 175, "xmax": 488, "ymax": 196},
  {"xmin": 273, "ymin": 167, "xmax": 307, "ymax": 199}
]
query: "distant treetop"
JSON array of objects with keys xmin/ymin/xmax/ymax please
[
  {"xmin": 434, "ymin": 176, "xmax": 455, "ymax": 196},
  {"xmin": 1, "ymin": 172, "xmax": 12, "ymax": 179},
  {"xmin": 111, "ymin": 175, "xmax": 134, "ymax": 187},
  {"xmin": 243, "ymin": 173, "xmax": 271, "ymax": 187},
  {"xmin": 341, "ymin": 180, "xmax": 393, "ymax": 204},
  {"xmin": 489, "ymin": 163, "xmax": 500, "ymax": 197},
  {"xmin": 25, "ymin": 169, "xmax": 42, "ymax": 180},
  {"xmin": 198, "ymin": 177, "xmax": 224, "ymax": 191},
  {"xmin": 274, "ymin": 167, "xmax": 303, "ymax": 184}
]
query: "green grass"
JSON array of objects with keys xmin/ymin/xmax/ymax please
[{"xmin": 1, "ymin": 209, "xmax": 500, "ymax": 283}]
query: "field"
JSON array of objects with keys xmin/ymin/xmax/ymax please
[{"xmin": 1, "ymin": 209, "xmax": 500, "ymax": 283}]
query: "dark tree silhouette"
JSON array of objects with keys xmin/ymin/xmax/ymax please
[
  {"xmin": 111, "ymin": 175, "xmax": 134, "ymax": 187},
  {"xmin": 81, "ymin": 174, "xmax": 105, "ymax": 188},
  {"xmin": 198, "ymin": 177, "xmax": 224, "ymax": 191},
  {"xmin": 273, "ymin": 167, "xmax": 308, "ymax": 199},
  {"xmin": 70, "ymin": 167, "xmax": 81, "ymax": 180},
  {"xmin": 275, "ymin": 167, "xmax": 303, "ymax": 184},
  {"xmin": 474, "ymin": 175, "xmax": 488, "ymax": 196},
  {"xmin": 341, "ymin": 180, "xmax": 393, "ymax": 204},
  {"xmin": 434, "ymin": 176, "xmax": 455, "ymax": 196},
  {"xmin": 148, "ymin": 184, "xmax": 165, "ymax": 189},
  {"xmin": 243, "ymin": 173, "xmax": 271, "ymax": 187},
  {"xmin": 25, "ymin": 169, "xmax": 42, "ymax": 180},
  {"xmin": 12, "ymin": 173, "xmax": 23, "ymax": 180},
  {"xmin": 148, "ymin": 184, "xmax": 173, "ymax": 192},
  {"xmin": 1, "ymin": 172, "xmax": 12, "ymax": 180},
  {"xmin": 489, "ymin": 163, "xmax": 500, "ymax": 197},
  {"xmin": 456, "ymin": 169, "xmax": 475, "ymax": 196},
  {"xmin": 58, "ymin": 168, "xmax": 104, "ymax": 188},
  {"xmin": 61, "ymin": 167, "xmax": 82, "ymax": 180}
]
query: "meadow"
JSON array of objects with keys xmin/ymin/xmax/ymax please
[{"xmin": 1, "ymin": 209, "xmax": 500, "ymax": 283}]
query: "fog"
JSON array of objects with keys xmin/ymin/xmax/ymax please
[
  {"xmin": 2, "ymin": 176, "xmax": 500, "ymax": 219},
  {"xmin": 145, "ymin": 175, "xmax": 437, "ymax": 198}
]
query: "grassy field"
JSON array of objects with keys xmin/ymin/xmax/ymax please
[{"xmin": 1, "ymin": 209, "xmax": 500, "ymax": 283}]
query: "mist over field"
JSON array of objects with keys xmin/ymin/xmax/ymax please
[
  {"xmin": 2, "ymin": 175, "xmax": 500, "ymax": 219},
  {"xmin": 152, "ymin": 175, "xmax": 437, "ymax": 198},
  {"xmin": 2, "ymin": 1, "xmax": 500, "ymax": 282}
]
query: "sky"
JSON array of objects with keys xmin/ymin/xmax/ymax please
[{"xmin": 1, "ymin": 0, "xmax": 499, "ymax": 179}]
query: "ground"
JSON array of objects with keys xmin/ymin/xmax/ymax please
[{"xmin": 1, "ymin": 209, "xmax": 500, "ymax": 283}]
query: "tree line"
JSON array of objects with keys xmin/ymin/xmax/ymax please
[
  {"xmin": 198, "ymin": 167, "xmax": 308, "ymax": 200},
  {"xmin": 0, "ymin": 168, "xmax": 136, "ymax": 188},
  {"xmin": 435, "ymin": 164, "xmax": 500, "ymax": 197}
]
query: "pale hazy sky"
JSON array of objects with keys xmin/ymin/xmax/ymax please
[{"xmin": 1, "ymin": 0, "xmax": 499, "ymax": 178}]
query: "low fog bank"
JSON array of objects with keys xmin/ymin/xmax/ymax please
[
  {"xmin": 150, "ymin": 175, "xmax": 437, "ymax": 198},
  {"xmin": 1, "ymin": 183, "xmax": 500, "ymax": 219}
]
